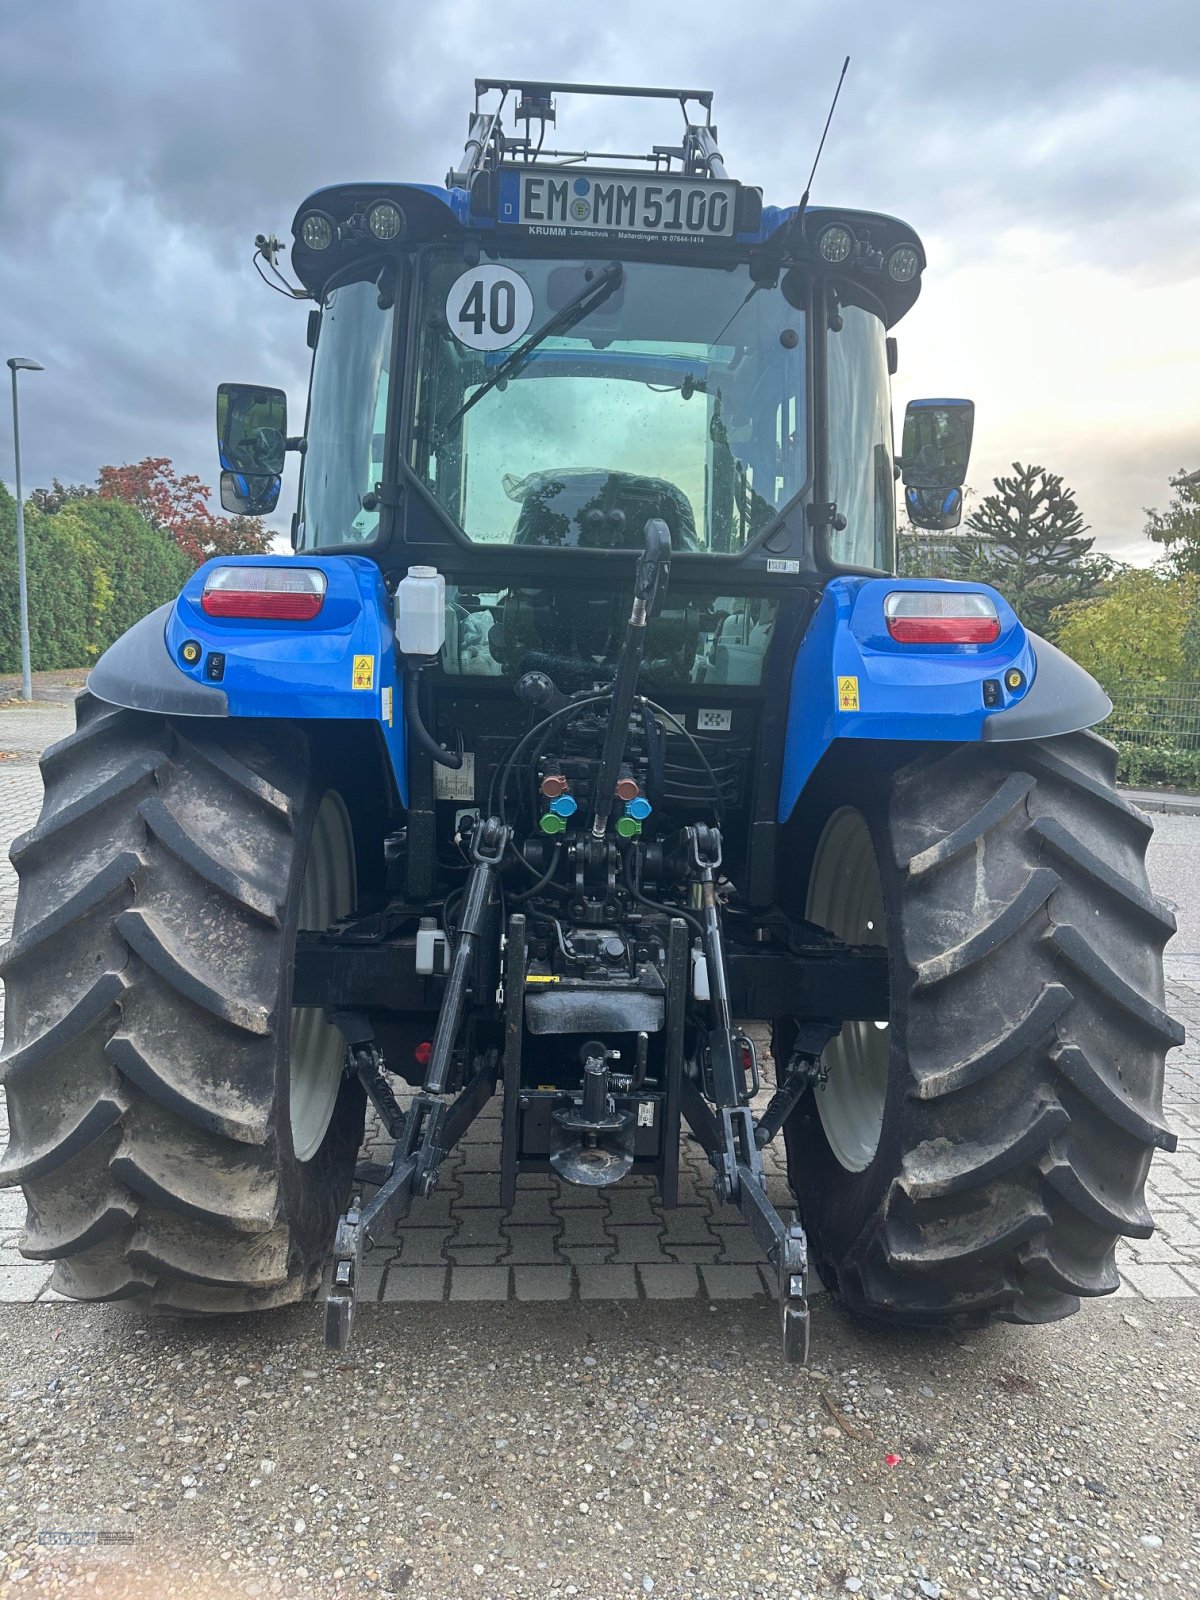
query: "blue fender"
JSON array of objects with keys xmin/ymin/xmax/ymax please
[
  {"xmin": 87, "ymin": 554, "xmax": 408, "ymax": 804},
  {"xmin": 778, "ymin": 576, "xmax": 1111, "ymax": 823}
]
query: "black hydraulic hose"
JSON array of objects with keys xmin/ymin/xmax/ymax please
[
  {"xmin": 492, "ymin": 693, "xmax": 611, "ymax": 820},
  {"xmin": 403, "ymin": 661, "xmax": 463, "ymax": 769},
  {"xmin": 508, "ymin": 843, "xmax": 562, "ymax": 901},
  {"xmin": 590, "ymin": 519, "xmax": 672, "ymax": 839},
  {"xmin": 622, "ymin": 846, "xmax": 704, "ymax": 941},
  {"xmin": 645, "ymin": 699, "xmax": 725, "ymax": 822},
  {"xmin": 589, "ymin": 644, "xmax": 644, "ymax": 839}
]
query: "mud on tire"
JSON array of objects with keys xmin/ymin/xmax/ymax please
[
  {"xmin": 778, "ymin": 730, "xmax": 1182, "ymax": 1327},
  {"xmin": 0, "ymin": 693, "xmax": 365, "ymax": 1310}
]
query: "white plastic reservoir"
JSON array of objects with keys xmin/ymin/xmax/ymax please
[{"xmin": 395, "ymin": 566, "xmax": 446, "ymax": 657}]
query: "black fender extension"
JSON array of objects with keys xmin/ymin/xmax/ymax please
[
  {"xmin": 87, "ymin": 604, "xmax": 228, "ymax": 718},
  {"xmin": 983, "ymin": 632, "xmax": 1110, "ymax": 743}
]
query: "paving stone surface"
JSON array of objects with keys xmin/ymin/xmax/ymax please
[{"xmin": 2, "ymin": 700, "xmax": 1198, "ymax": 1312}]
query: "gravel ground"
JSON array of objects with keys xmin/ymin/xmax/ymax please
[{"xmin": 1, "ymin": 1298, "xmax": 1198, "ymax": 1600}]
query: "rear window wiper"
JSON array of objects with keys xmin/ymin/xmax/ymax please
[{"xmin": 440, "ymin": 260, "xmax": 624, "ymax": 435}]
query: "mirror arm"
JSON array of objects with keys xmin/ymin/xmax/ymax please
[{"xmin": 286, "ymin": 437, "xmax": 307, "ymax": 454}]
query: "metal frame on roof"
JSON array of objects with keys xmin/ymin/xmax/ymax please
[{"xmin": 448, "ymin": 78, "xmax": 728, "ymax": 188}]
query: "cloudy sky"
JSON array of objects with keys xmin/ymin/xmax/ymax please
[{"xmin": 2, "ymin": 0, "xmax": 1197, "ymax": 562}]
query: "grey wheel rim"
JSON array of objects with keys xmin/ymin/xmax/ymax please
[
  {"xmin": 289, "ymin": 791, "xmax": 356, "ymax": 1162},
  {"xmin": 805, "ymin": 807, "xmax": 889, "ymax": 1173}
]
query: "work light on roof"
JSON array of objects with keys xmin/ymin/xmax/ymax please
[
  {"xmin": 887, "ymin": 245, "xmax": 920, "ymax": 284},
  {"xmin": 299, "ymin": 211, "xmax": 335, "ymax": 251},
  {"xmin": 367, "ymin": 200, "xmax": 405, "ymax": 242},
  {"xmin": 817, "ymin": 224, "xmax": 854, "ymax": 264}
]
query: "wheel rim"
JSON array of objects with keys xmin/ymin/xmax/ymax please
[
  {"xmin": 805, "ymin": 807, "xmax": 889, "ymax": 1173},
  {"xmin": 290, "ymin": 792, "xmax": 356, "ymax": 1162}
]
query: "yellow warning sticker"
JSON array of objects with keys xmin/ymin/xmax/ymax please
[
  {"xmin": 837, "ymin": 675, "xmax": 860, "ymax": 712},
  {"xmin": 352, "ymin": 654, "xmax": 375, "ymax": 691},
  {"xmin": 382, "ymin": 685, "xmax": 393, "ymax": 725}
]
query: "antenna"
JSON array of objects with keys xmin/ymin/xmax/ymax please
[
  {"xmin": 708, "ymin": 55, "xmax": 851, "ymax": 345},
  {"xmin": 796, "ymin": 54, "xmax": 850, "ymax": 223}
]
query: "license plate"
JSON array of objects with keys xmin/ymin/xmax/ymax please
[{"xmin": 509, "ymin": 170, "xmax": 738, "ymax": 239}]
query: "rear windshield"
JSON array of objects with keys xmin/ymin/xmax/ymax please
[{"xmin": 407, "ymin": 253, "xmax": 808, "ymax": 555}]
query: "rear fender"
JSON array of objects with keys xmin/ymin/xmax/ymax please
[
  {"xmin": 87, "ymin": 554, "xmax": 408, "ymax": 804},
  {"xmin": 778, "ymin": 576, "xmax": 1110, "ymax": 823}
]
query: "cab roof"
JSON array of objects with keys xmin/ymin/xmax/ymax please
[{"xmin": 288, "ymin": 180, "xmax": 925, "ymax": 326}]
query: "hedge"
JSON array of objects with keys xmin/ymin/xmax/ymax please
[{"xmin": 0, "ymin": 483, "xmax": 193, "ymax": 673}]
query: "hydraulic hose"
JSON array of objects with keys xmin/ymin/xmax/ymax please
[
  {"xmin": 589, "ymin": 518, "xmax": 672, "ymax": 839},
  {"xmin": 403, "ymin": 660, "xmax": 463, "ymax": 769}
]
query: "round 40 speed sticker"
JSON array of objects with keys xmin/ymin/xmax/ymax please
[{"xmin": 445, "ymin": 265, "xmax": 534, "ymax": 352}]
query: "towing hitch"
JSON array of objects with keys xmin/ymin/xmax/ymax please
[
  {"xmin": 322, "ymin": 807, "xmax": 818, "ymax": 1364},
  {"xmin": 323, "ymin": 818, "xmax": 511, "ymax": 1350},
  {"xmin": 677, "ymin": 823, "xmax": 813, "ymax": 1363},
  {"xmin": 323, "ymin": 1050, "xmax": 497, "ymax": 1351},
  {"xmin": 679, "ymin": 1083, "xmax": 811, "ymax": 1364}
]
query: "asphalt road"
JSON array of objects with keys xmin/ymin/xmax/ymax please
[{"xmin": 2, "ymin": 700, "xmax": 1199, "ymax": 1599}]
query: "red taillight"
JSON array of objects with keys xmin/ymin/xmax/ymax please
[
  {"xmin": 202, "ymin": 590, "xmax": 324, "ymax": 620},
  {"xmin": 201, "ymin": 566, "xmax": 326, "ymax": 620},
  {"xmin": 884, "ymin": 591, "xmax": 1000, "ymax": 645},
  {"xmin": 887, "ymin": 615, "xmax": 1000, "ymax": 644}
]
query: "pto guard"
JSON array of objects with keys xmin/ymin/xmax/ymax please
[
  {"xmin": 778, "ymin": 576, "xmax": 1111, "ymax": 823},
  {"xmin": 87, "ymin": 554, "xmax": 408, "ymax": 804}
]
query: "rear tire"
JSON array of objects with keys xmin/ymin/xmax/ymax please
[
  {"xmin": 0, "ymin": 693, "xmax": 365, "ymax": 1310},
  {"xmin": 777, "ymin": 731, "xmax": 1181, "ymax": 1327}
]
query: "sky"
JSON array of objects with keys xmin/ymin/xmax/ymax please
[{"xmin": 1, "ymin": 0, "xmax": 1198, "ymax": 564}]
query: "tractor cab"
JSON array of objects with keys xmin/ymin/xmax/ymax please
[{"xmin": 241, "ymin": 80, "xmax": 947, "ymax": 586}]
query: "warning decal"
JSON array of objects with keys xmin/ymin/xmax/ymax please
[
  {"xmin": 837, "ymin": 675, "xmax": 860, "ymax": 712},
  {"xmin": 382, "ymin": 685, "xmax": 393, "ymax": 725},
  {"xmin": 352, "ymin": 654, "xmax": 375, "ymax": 690}
]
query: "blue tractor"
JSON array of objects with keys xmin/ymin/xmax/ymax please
[{"xmin": 2, "ymin": 81, "xmax": 1180, "ymax": 1359}]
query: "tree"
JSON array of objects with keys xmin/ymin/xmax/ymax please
[
  {"xmin": 897, "ymin": 529, "xmax": 968, "ymax": 578},
  {"xmin": 1144, "ymin": 469, "xmax": 1200, "ymax": 577},
  {"xmin": 0, "ymin": 482, "xmax": 194, "ymax": 673},
  {"xmin": 57, "ymin": 496, "xmax": 194, "ymax": 651},
  {"xmin": 0, "ymin": 484, "xmax": 93, "ymax": 672},
  {"xmin": 28, "ymin": 478, "xmax": 95, "ymax": 515},
  {"xmin": 98, "ymin": 456, "xmax": 272, "ymax": 565},
  {"xmin": 1052, "ymin": 569, "xmax": 1200, "ymax": 686},
  {"xmin": 950, "ymin": 462, "xmax": 1113, "ymax": 638}
]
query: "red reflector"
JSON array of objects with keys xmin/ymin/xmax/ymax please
[
  {"xmin": 886, "ymin": 616, "xmax": 1001, "ymax": 644},
  {"xmin": 201, "ymin": 590, "xmax": 324, "ymax": 620},
  {"xmin": 414, "ymin": 1041, "xmax": 433, "ymax": 1067}
]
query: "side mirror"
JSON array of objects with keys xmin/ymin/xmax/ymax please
[
  {"xmin": 903, "ymin": 485, "xmax": 964, "ymax": 532},
  {"xmin": 217, "ymin": 382, "xmax": 287, "ymax": 515},
  {"xmin": 899, "ymin": 398, "xmax": 974, "ymax": 529}
]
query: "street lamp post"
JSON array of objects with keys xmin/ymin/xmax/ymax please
[{"xmin": 7, "ymin": 356, "xmax": 43, "ymax": 702}]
